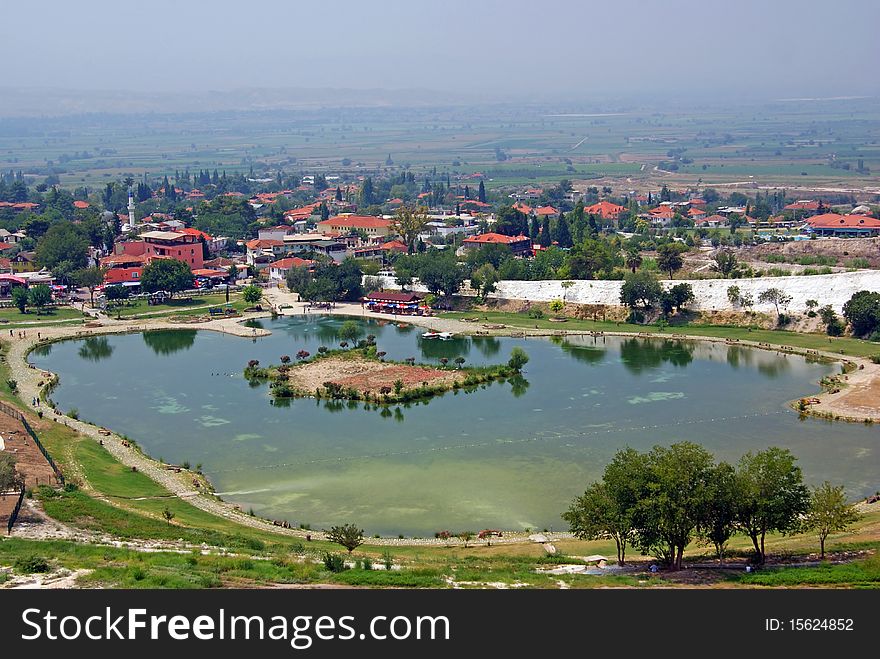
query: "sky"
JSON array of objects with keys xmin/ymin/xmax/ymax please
[{"xmin": 3, "ymin": 0, "xmax": 879, "ymax": 101}]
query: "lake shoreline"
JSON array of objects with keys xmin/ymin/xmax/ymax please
[{"xmin": 6, "ymin": 300, "xmax": 879, "ymax": 545}]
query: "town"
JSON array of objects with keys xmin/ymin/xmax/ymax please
[{"xmin": 0, "ymin": 0, "xmax": 879, "ymax": 608}]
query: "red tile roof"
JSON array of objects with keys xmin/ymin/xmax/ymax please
[
  {"xmin": 512, "ymin": 202, "xmax": 533, "ymax": 214},
  {"xmin": 178, "ymin": 227, "xmax": 212, "ymax": 241},
  {"xmin": 269, "ymin": 257, "xmax": 316, "ymax": 270},
  {"xmin": 0, "ymin": 242, "xmax": 14, "ymax": 251},
  {"xmin": 318, "ymin": 215, "xmax": 392, "ymax": 230},
  {"xmin": 534, "ymin": 205, "xmax": 558, "ymax": 216},
  {"xmin": 73, "ymin": 200, "xmax": 90, "ymax": 209},
  {"xmin": 463, "ymin": 232, "xmax": 530, "ymax": 245},
  {"xmin": 584, "ymin": 201, "xmax": 626, "ymax": 218},
  {"xmin": 806, "ymin": 213, "xmax": 880, "ymax": 229},
  {"xmin": 381, "ymin": 240, "xmax": 408, "ymax": 252},
  {"xmin": 365, "ymin": 291, "xmax": 423, "ymax": 303},
  {"xmin": 245, "ymin": 239, "xmax": 284, "ymax": 249}
]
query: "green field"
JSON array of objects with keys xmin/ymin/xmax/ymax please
[{"xmin": 3, "ymin": 98, "xmax": 879, "ymax": 194}]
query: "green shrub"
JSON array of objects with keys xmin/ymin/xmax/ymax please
[
  {"xmin": 68, "ymin": 408, "xmax": 79, "ymax": 420},
  {"xmin": 6, "ymin": 379, "xmax": 17, "ymax": 393},
  {"xmin": 15, "ymin": 556, "xmax": 50, "ymax": 573},
  {"xmin": 527, "ymin": 308, "xmax": 544, "ymax": 319},
  {"xmin": 845, "ymin": 257, "xmax": 870, "ymax": 269},
  {"xmin": 322, "ymin": 552, "xmax": 347, "ymax": 573}
]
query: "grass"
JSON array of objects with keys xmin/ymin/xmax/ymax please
[
  {"xmin": 441, "ymin": 310, "xmax": 880, "ymax": 358},
  {"xmin": 108, "ymin": 293, "xmax": 245, "ymax": 318},
  {"xmin": 0, "ymin": 306, "xmax": 87, "ymax": 323},
  {"xmin": 731, "ymin": 553, "xmax": 880, "ymax": 587}
]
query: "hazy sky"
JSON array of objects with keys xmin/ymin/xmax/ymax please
[{"xmin": 4, "ymin": 0, "xmax": 879, "ymax": 99}]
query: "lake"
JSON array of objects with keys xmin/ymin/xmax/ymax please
[{"xmin": 29, "ymin": 315, "xmax": 880, "ymax": 536}]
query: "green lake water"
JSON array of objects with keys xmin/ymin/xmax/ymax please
[{"xmin": 29, "ymin": 315, "xmax": 880, "ymax": 536}]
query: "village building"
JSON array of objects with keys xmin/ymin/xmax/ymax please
[
  {"xmin": 461, "ymin": 232, "xmax": 533, "ymax": 257},
  {"xmin": 317, "ymin": 214, "xmax": 393, "ymax": 238},
  {"xmin": 803, "ymin": 213, "xmax": 880, "ymax": 237},
  {"xmin": 267, "ymin": 257, "xmax": 316, "ymax": 281},
  {"xmin": 584, "ymin": 200, "xmax": 626, "ymax": 220}
]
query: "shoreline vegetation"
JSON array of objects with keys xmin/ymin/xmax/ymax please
[{"xmin": 242, "ymin": 342, "xmax": 525, "ymax": 404}]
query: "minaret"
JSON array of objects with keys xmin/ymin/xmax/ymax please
[{"xmin": 128, "ymin": 187, "xmax": 136, "ymax": 229}]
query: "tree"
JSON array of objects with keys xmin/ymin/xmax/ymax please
[
  {"xmin": 632, "ymin": 442, "xmax": 715, "ymax": 570},
  {"xmin": 327, "ymin": 524, "xmax": 364, "ymax": 553},
  {"xmin": 470, "ymin": 263, "xmax": 499, "ymax": 300},
  {"xmin": 566, "ymin": 239, "xmax": 617, "ymax": 280},
  {"xmin": 624, "ymin": 245, "xmax": 643, "ymax": 273},
  {"xmin": 241, "ymin": 284, "xmax": 262, "ymax": 305},
  {"xmin": 554, "ymin": 214, "xmax": 573, "ymax": 248},
  {"xmin": 392, "ymin": 205, "xmax": 430, "ymax": 254},
  {"xmin": 726, "ymin": 285, "xmax": 741, "ymax": 306},
  {"xmin": 28, "ymin": 284, "xmax": 53, "ymax": 314},
  {"xmin": 162, "ymin": 506, "xmax": 175, "ymax": 525},
  {"xmin": 805, "ymin": 482, "xmax": 861, "ymax": 559},
  {"xmin": 656, "ymin": 243, "xmax": 684, "ymax": 279},
  {"xmin": 414, "ymin": 250, "xmax": 465, "ymax": 299},
  {"xmin": 549, "ymin": 299, "xmax": 564, "ymax": 314},
  {"xmin": 666, "ymin": 283, "xmax": 694, "ymax": 313},
  {"xmin": 507, "ymin": 347, "xmax": 529, "ymax": 371},
  {"xmin": 35, "ymin": 221, "xmax": 89, "ymax": 283},
  {"xmin": 458, "ymin": 531, "xmax": 474, "ymax": 548},
  {"xmin": 0, "ymin": 452, "xmax": 23, "ymax": 492},
  {"xmin": 104, "ymin": 284, "xmax": 129, "ymax": 309},
  {"xmin": 758, "ymin": 287, "xmax": 792, "ymax": 318},
  {"xmin": 338, "ymin": 320, "xmax": 361, "ymax": 344},
  {"xmin": 140, "ymin": 259, "xmax": 193, "ymax": 298},
  {"xmin": 842, "ymin": 290, "xmax": 880, "ymax": 337},
  {"xmin": 563, "ymin": 482, "xmax": 634, "ymax": 565},
  {"xmin": 711, "ymin": 249, "xmax": 739, "ymax": 278},
  {"xmin": 478, "ymin": 180, "xmax": 486, "ymax": 203},
  {"xmin": 11, "ymin": 286, "xmax": 28, "ymax": 314},
  {"xmin": 539, "ymin": 217, "xmax": 552, "ymax": 247},
  {"xmin": 699, "ymin": 462, "xmax": 739, "ymax": 563},
  {"xmin": 561, "ymin": 280, "xmax": 575, "ymax": 301},
  {"xmin": 735, "ymin": 447, "xmax": 810, "ymax": 563},
  {"xmin": 74, "ymin": 267, "xmax": 106, "ymax": 307},
  {"xmin": 620, "ymin": 271, "xmax": 662, "ymax": 310},
  {"xmin": 819, "ymin": 305, "xmax": 844, "ymax": 336}
]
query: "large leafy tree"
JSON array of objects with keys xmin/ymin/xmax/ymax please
[
  {"xmin": 620, "ymin": 271, "xmax": 662, "ymax": 309},
  {"xmin": 805, "ymin": 482, "xmax": 861, "ymax": 559},
  {"xmin": 470, "ymin": 263, "xmax": 499, "ymax": 300},
  {"xmin": 563, "ymin": 447, "xmax": 646, "ymax": 565},
  {"xmin": 842, "ymin": 290, "xmax": 880, "ymax": 337},
  {"xmin": 735, "ymin": 447, "xmax": 810, "ymax": 563},
  {"xmin": 494, "ymin": 205, "xmax": 529, "ymax": 237},
  {"xmin": 656, "ymin": 243, "xmax": 685, "ymax": 279},
  {"xmin": 35, "ymin": 221, "xmax": 89, "ymax": 284},
  {"xmin": 565, "ymin": 239, "xmax": 616, "ymax": 279},
  {"xmin": 392, "ymin": 205, "xmax": 430, "ymax": 254},
  {"xmin": 28, "ymin": 284, "xmax": 53, "ymax": 314},
  {"xmin": 758, "ymin": 287, "xmax": 793, "ymax": 318},
  {"xmin": 632, "ymin": 442, "xmax": 715, "ymax": 570},
  {"xmin": 699, "ymin": 462, "xmax": 739, "ymax": 563},
  {"xmin": 74, "ymin": 267, "xmax": 106, "ymax": 306},
  {"xmin": 140, "ymin": 259, "xmax": 193, "ymax": 297},
  {"xmin": 711, "ymin": 249, "xmax": 739, "ymax": 278}
]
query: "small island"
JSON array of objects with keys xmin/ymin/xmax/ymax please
[{"xmin": 243, "ymin": 340, "xmax": 529, "ymax": 404}]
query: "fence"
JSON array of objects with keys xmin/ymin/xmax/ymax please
[
  {"xmin": 0, "ymin": 400, "xmax": 64, "ymax": 485},
  {"xmin": 5, "ymin": 487, "xmax": 25, "ymax": 534}
]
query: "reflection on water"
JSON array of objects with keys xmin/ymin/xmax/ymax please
[
  {"xmin": 29, "ymin": 315, "xmax": 877, "ymax": 536},
  {"xmin": 30, "ymin": 343, "xmax": 52, "ymax": 358},
  {"xmin": 143, "ymin": 330, "xmax": 197, "ymax": 356},
  {"xmin": 78, "ymin": 337, "xmax": 115, "ymax": 362},
  {"xmin": 619, "ymin": 338, "xmax": 694, "ymax": 373}
]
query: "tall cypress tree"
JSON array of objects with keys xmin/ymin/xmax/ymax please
[
  {"xmin": 530, "ymin": 216, "xmax": 540, "ymax": 241},
  {"xmin": 539, "ymin": 217, "xmax": 552, "ymax": 247},
  {"xmin": 478, "ymin": 180, "xmax": 486, "ymax": 203},
  {"xmin": 555, "ymin": 213, "xmax": 573, "ymax": 248}
]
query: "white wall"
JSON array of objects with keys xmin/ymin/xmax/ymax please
[{"xmin": 369, "ymin": 270, "xmax": 880, "ymax": 313}]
